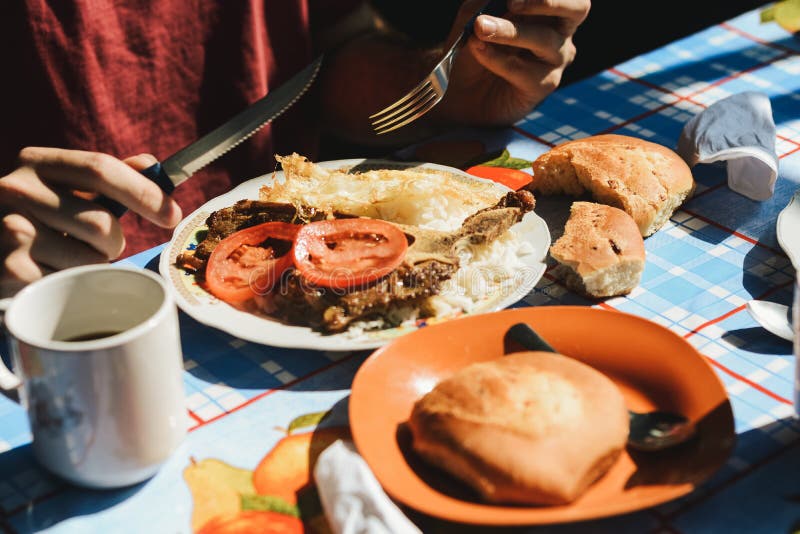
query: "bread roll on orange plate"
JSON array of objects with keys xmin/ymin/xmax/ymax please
[
  {"xmin": 530, "ymin": 134, "xmax": 695, "ymax": 236},
  {"xmin": 550, "ymin": 201, "xmax": 645, "ymax": 298},
  {"xmin": 408, "ymin": 351, "xmax": 629, "ymax": 506}
]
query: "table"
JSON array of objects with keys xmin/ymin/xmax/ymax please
[{"xmin": 2, "ymin": 6, "xmax": 800, "ymax": 533}]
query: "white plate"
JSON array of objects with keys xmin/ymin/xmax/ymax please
[
  {"xmin": 159, "ymin": 159, "xmax": 550, "ymax": 351},
  {"xmin": 777, "ymin": 189, "xmax": 800, "ymax": 270}
]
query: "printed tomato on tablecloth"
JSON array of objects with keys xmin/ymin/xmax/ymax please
[{"xmin": 183, "ymin": 411, "xmax": 349, "ymax": 533}]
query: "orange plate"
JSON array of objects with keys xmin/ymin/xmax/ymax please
[{"xmin": 349, "ymin": 306, "xmax": 735, "ymax": 526}]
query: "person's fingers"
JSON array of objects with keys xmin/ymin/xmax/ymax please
[
  {"xmin": 507, "ymin": 0, "xmax": 591, "ymax": 33},
  {"xmin": 17, "ymin": 147, "xmax": 181, "ymax": 228},
  {"xmin": 0, "ymin": 249, "xmax": 49, "ymax": 297},
  {"xmin": 1, "ymin": 213, "xmax": 106, "ymax": 272},
  {"xmin": 1, "ymin": 214, "xmax": 52, "ymax": 295},
  {"xmin": 446, "ymin": 0, "xmax": 496, "ymax": 44},
  {"xmin": 1, "ymin": 166, "xmax": 126, "ymax": 258},
  {"xmin": 468, "ymin": 36, "xmax": 565, "ymax": 94},
  {"xmin": 25, "ymin": 192, "xmax": 126, "ymax": 259},
  {"xmin": 28, "ymin": 225, "xmax": 109, "ymax": 271},
  {"xmin": 474, "ymin": 16, "xmax": 575, "ymax": 66}
]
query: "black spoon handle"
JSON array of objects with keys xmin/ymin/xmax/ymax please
[
  {"xmin": 504, "ymin": 321, "xmax": 694, "ymax": 451},
  {"xmin": 504, "ymin": 322, "xmax": 557, "ymax": 354},
  {"xmin": 506, "ymin": 321, "xmax": 635, "ymax": 420}
]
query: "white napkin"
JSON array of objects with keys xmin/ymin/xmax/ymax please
[
  {"xmin": 314, "ymin": 439, "xmax": 423, "ymax": 534},
  {"xmin": 677, "ymin": 91, "xmax": 779, "ymax": 201}
]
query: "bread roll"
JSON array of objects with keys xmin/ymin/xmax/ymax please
[
  {"xmin": 408, "ymin": 351, "xmax": 628, "ymax": 505},
  {"xmin": 550, "ymin": 202, "xmax": 645, "ymax": 298},
  {"xmin": 529, "ymin": 134, "xmax": 695, "ymax": 236}
]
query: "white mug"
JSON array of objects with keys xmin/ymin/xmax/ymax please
[{"xmin": 0, "ymin": 265, "xmax": 187, "ymax": 488}]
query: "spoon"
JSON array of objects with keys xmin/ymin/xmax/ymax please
[
  {"xmin": 745, "ymin": 300, "xmax": 794, "ymax": 342},
  {"xmin": 503, "ymin": 322, "xmax": 697, "ymax": 452}
]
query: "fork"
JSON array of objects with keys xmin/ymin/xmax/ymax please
[{"xmin": 369, "ymin": 0, "xmax": 507, "ymax": 135}]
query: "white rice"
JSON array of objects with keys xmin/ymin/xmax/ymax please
[
  {"xmin": 345, "ymin": 198, "xmax": 538, "ymax": 337},
  {"xmin": 263, "ymin": 157, "xmax": 536, "ymax": 335},
  {"xmin": 428, "ymin": 214, "xmax": 538, "ymax": 317}
]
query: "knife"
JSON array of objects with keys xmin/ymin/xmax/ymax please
[{"xmin": 98, "ymin": 55, "xmax": 324, "ymax": 217}]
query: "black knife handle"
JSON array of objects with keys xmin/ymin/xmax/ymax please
[{"xmin": 95, "ymin": 162, "xmax": 175, "ymax": 218}]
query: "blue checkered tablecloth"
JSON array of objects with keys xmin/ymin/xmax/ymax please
[{"xmin": 2, "ymin": 6, "xmax": 799, "ymax": 534}]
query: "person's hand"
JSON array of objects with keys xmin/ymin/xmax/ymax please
[
  {"xmin": 0, "ymin": 147, "xmax": 182, "ymax": 297},
  {"xmin": 435, "ymin": 0, "xmax": 590, "ymax": 125}
]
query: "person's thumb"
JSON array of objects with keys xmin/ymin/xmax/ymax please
[{"xmin": 123, "ymin": 153, "xmax": 159, "ymax": 171}]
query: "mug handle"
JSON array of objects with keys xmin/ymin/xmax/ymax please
[{"xmin": 0, "ymin": 298, "xmax": 21, "ymax": 390}]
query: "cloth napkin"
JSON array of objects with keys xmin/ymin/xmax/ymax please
[
  {"xmin": 314, "ymin": 439, "xmax": 422, "ymax": 534},
  {"xmin": 677, "ymin": 91, "xmax": 779, "ymax": 201}
]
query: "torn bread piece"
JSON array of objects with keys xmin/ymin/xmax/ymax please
[
  {"xmin": 529, "ymin": 134, "xmax": 694, "ymax": 236},
  {"xmin": 550, "ymin": 202, "xmax": 645, "ymax": 298}
]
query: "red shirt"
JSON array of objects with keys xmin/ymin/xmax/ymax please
[{"xmin": 1, "ymin": 1, "xmax": 353, "ymax": 255}]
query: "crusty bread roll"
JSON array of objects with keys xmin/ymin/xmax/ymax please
[
  {"xmin": 550, "ymin": 202, "xmax": 645, "ymax": 298},
  {"xmin": 529, "ymin": 134, "xmax": 695, "ymax": 236},
  {"xmin": 408, "ymin": 351, "xmax": 628, "ymax": 505}
]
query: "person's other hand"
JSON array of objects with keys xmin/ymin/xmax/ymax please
[
  {"xmin": 0, "ymin": 148, "xmax": 182, "ymax": 297},
  {"xmin": 436, "ymin": 0, "xmax": 590, "ymax": 125}
]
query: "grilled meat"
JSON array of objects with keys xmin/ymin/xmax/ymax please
[
  {"xmin": 271, "ymin": 191, "xmax": 535, "ymax": 332},
  {"xmin": 271, "ymin": 260, "xmax": 457, "ymax": 332}
]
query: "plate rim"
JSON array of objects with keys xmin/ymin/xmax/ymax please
[
  {"xmin": 158, "ymin": 158, "xmax": 551, "ymax": 350},
  {"xmin": 777, "ymin": 189, "xmax": 800, "ymax": 270},
  {"xmin": 349, "ymin": 305, "xmax": 735, "ymax": 526}
]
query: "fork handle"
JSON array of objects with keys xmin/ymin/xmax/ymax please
[{"xmin": 464, "ymin": 0, "xmax": 509, "ymax": 35}]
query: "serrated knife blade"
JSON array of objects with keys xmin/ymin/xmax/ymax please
[{"xmin": 99, "ymin": 55, "xmax": 323, "ymax": 217}]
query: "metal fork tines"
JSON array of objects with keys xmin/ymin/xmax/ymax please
[
  {"xmin": 368, "ymin": 0, "xmax": 506, "ymax": 135},
  {"xmin": 369, "ymin": 36, "xmax": 463, "ymax": 135}
]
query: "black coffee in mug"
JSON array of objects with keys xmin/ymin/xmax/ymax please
[{"xmin": 60, "ymin": 331, "xmax": 123, "ymax": 342}]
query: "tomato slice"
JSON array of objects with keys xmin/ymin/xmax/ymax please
[
  {"xmin": 205, "ymin": 222, "xmax": 300, "ymax": 303},
  {"xmin": 465, "ymin": 165, "xmax": 533, "ymax": 190},
  {"xmin": 292, "ymin": 218, "xmax": 408, "ymax": 290}
]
